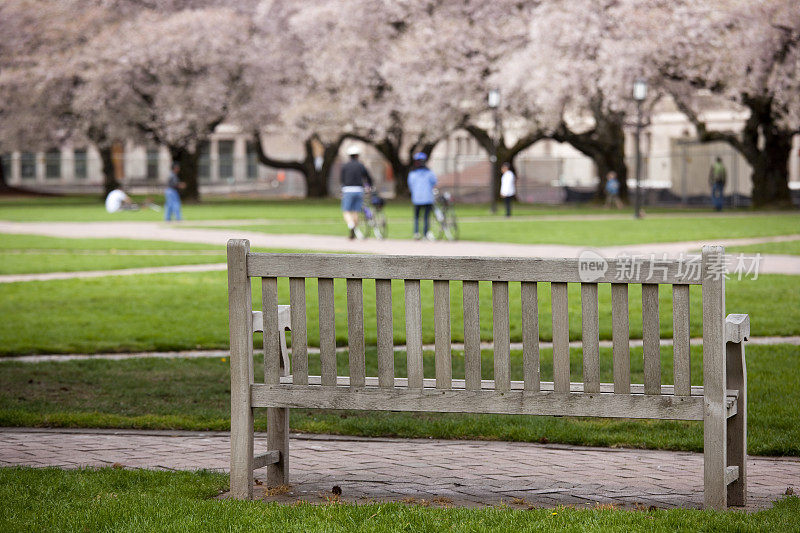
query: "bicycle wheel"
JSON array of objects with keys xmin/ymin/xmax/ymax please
[
  {"xmin": 370, "ymin": 210, "xmax": 388, "ymax": 239},
  {"xmin": 357, "ymin": 211, "xmax": 371, "ymax": 239},
  {"xmin": 441, "ymin": 208, "xmax": 459, "ymax": 241}
]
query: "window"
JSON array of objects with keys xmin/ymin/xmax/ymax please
[
  {"xmin": 20, "ymin": 152, "xmax": 36, "ymax": 180},
  {"xmin": 218, "ymin": 140, "xmax": 234, "ymax": 180},
  {"xmin": 198, "ymin": 141, "xmax": 211, "ymax": 181},
  {"xmin": 74, "ymin": 149, "xmax": 87, "ymax": 179},
  {"xmin": 246, "ymin": 141, "xmax": 258, "ymax": 180},
  {"xmin": 1, "ymin": 154, "xmax": 11, "ymax": 181},
  {"xmin": 146, "ymin": 148, "xmax": 159, "ymax": 180},
  {"xmin": 45, "ymin": 149, "xmax": 61, "ymax": 179}
]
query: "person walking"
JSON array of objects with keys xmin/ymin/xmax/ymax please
[
  {"xmin": 604, "ymin": 171, "xmax": 623, "ymax": 209},
  {"xmin": 164, "ymin": 163, "xmax": 185, "ymax": 221},
  {"xmin": 340, "ymin": 146, "xmax": 373, "ymax": 239},
  {"xmin": 709, "ymin": 156, "xmax": 727, "ymax": 212},
  {"xmin": 408, "ymin": 152, "xmax": 437, "ymax": 240},
  {"xmin": 499, "ymin": 162, "xmax": 516, "ymax": 217}
]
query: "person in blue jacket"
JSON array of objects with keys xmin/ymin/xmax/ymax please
[{"xmin": 407, "ymin": 152, "xmax": 437, "ymax": 240}]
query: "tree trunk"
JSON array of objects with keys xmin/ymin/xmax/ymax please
[
  {"xmin": 255, "ymin": 132, "xmax": 342, "ymax": 198},
  {"xmin": 749, "ymin": 134, "xmax": 792, "ymax": 207},
  {"xmin": 169, "ymin": 146, "xmax": 200, "ymax": 202},
  {"xmin": 551, "ymin": 114, "xmax": 629, "ymax": 202},
  {"xmin": 99, "ymin": 144, "xmax": 119, "ymax": 197},
  {"xmin": 673, "ymin": 94, "xmax": 793, "ymax": 208},
  {"xmin": 464, "ymin": 125, "xmax": 545, "ymax": 204},
  {"xmin": 740, "ymin": 97, "xmax": 792, "ymax": 208}
]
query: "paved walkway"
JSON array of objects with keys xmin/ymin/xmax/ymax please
[
  {"xmin": 1, "ymin": 221, "xmax": 798, "ymax": 275},
  {"xmin": 6, "ymin": 335, "xmax": 800, "ymax": 363},
  {"xmin": 1, "ymin": 428, "xmax": 796, "ymax": 510}
]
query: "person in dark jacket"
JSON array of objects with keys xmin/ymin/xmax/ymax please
[{"xmin": 340, "ymin": 146, "xmax": 373, "ymax": 239}]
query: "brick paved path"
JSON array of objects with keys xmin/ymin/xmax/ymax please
[{"xmin": 2, "ymin": 429, "xmax": 797, "ymax": 510}]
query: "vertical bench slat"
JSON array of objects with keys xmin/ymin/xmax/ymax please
[
  {"xmin": 492, "ymin": 281, "xmax": 511, "ymax": 392},
  {"xmin": 642, "ymin": 283, "xmax": 661, "ymax": 395},
  {"xmin": 433, "ymin": 280, "xmax": 452, "ymax": 389},
  {"xmin": 551, "ymin": 282, "xmax": 570, "ymax": 393},
  {"xmin": 462, "ymin": 280, "xmax": 481, "ymax": 391},
  {"xmin": 262, "ymin": 277, "xmax": 281, "ymax": 385},
  {"xmin": 346, "ymin": 278, "xmax": 365, "ymax": 388},
  {"xmin": 611, "ymin": 284, "xmax": 631, "ymax": 394},
  {"xmin": 289, "ymin": 277, "xmax": 308, "ymax": 386},
  {"xmin": 317, "ymin": 278, "xmax": 337, "ymax": 387},
  {"xmin": 521, "ymin": 281, "xmax": 540, "ymax": 392},
  {"xmin": 581, "ymin": 283, "xmax": 600, "ymax": 393},
  {"xmin": 672, "ymin": 284, "xmax": 691, "ymax": 396},
  {"xmin": 405, "ymin": 279, "xmax": 424, "ymax": 389},
  {"xmin": 375, "ymin": 279, "xmax": 395, "ymax": 388}
]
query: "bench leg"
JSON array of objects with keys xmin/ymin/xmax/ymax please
[
  {"xmin": 704, "ymin": 403, "xmax": 727, "ymax": 509},
  {"xmin": 726, "ymin": 341, "xmax": 747, "ymax": 506},
  {"xmin": 230, "ymin": 391, "xmax": 254, "ymax": 499},
  {"xmin": 267, "ymin": 407, "xmax": 289, "ymax": 486}
]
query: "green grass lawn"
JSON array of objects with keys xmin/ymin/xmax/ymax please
[
  {"xmin": 2, "ymin": 197, "xmax": 798, "ymax": 247},
  {"xmin": 212, "ymin": 212, "xmax": 800, "ymax": 245},
  {"xmin": 2, "ymin": 344, "xmax": 797, "ymax": 456},
  {"xmin": 3, "ymin": 468, "xmax": 797, "ymax": 532},
  {"xmin": 728, "ymin": 240, "xmax": 800, "ymax": 256},
  {"xmin": 0, "ymin": 233, "xmax": 227, "ymax": 274},
  {"xmin": 0, "ymin": 233, "xmax": 305, "ymax": 275},
  {"xmin": 0, "ymin": 271, "xmax": 795, "ymax": 356},
  {"xmin": 0, "ymin": 196, "xmax": 613, "ymax": 223}
]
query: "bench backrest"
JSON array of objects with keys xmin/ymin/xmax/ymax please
[{"xmin": 228, "ymin": 240, "xmax": 728, "ymax": 404}]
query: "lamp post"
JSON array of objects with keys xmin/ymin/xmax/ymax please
[
  {"xmin": 488, "ymin": 89, "xmax": 500, "ymax": 213},
  {"xmin": 633, "ymin": 78, "xmax": 647, "ymax": 219}
]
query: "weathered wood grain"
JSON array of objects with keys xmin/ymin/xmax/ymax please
[
  {"xmin": 433, "ymin": 280, "xmax": 452, "ymax": 389},
  {"xmin": 375, "ymin": 279, "xmax": 395, "ymax": 388},
  {"xmin": 581, "ymin": 283, "xmax": 600, "ymax": 393},
  {"xmin": 642, "ymin": 284, "xmax": 661, "ymax": 395},
  {"xmin": 317, "ymin": 278, "xmax": 337, "ymax": 387},
  {"xmin": 405, "ymin": 279, "xmax": 424, "ymax": 389},
  {"xmin": 462, "ymin": 280, "xmax": 481, "ymax": 391},
  {"xmin": 247, "ymin": 253, "xmax": 700, "ymax": 284},
  {"xmin": 521, "ymin": 282, "xmax": 540, "ymax": 392},
  {"xmin": 227, "ymin": 239, "xmax": 254, "ymax": 499},
  {"xmin": 551, "ymin": 282, "xmax": 570, "ymax": 393},
  {"xmin": 289, "ymin": 277, "xmax": 308, "ymax": 386},
  {"xmin": 611, "ymin": 284, "xmax": 631, "ymax": 394},
  {"xmin": 702, "ymin": 245, "xmax": 727, "ymax": 509},
  {"xmin": 672, "ymin": 284, "xmax": 691, "ymax": 396},
  {"xmin": 346, "ymin": 278, "xmax": 365, "ymax": 388},
  {"xmin": 252, "ymin": 384, "xmax": 705, "ymax": 421},
  {"xmin": 492, "ymin": 281, "xmax": 511, "ymax": 392}
]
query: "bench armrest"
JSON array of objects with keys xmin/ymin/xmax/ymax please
[{"xmin": 725, "ymin": 314, "xmax": 750, "ymax": 344}]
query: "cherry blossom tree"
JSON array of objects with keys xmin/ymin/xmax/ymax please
[
  {"xmin": 75, "ymin": 7, "xmax": 255, "ymax": 201},
  {"xmin": 237, "ymin": 0, "xmax": 346, "ymax": 198},
  {"xmin": 494, "ymin": 0, "xmax": 666, "ymax": 201},
  {"xmin": 0, "ymin": 0, "xmax": 116, "ymax": 191},
  {"xmin": 650, "ymin": 0, "xmax": 799, "ymax": 206}
]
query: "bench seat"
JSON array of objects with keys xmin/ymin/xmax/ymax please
[{"xmin": 254, "ymin": 378, "xmax": 737, "ymax": 421}]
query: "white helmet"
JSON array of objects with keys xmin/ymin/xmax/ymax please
[{"xmin": 346, "ymin": 146, "xmax": 361, "ymax": 156}]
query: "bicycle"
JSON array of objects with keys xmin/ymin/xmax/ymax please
[
  {"xmin": 432, "ymin": 189, "xmax": 458, "ymax": 241},
  {"xmin": 358, "ymin": 191, "xmax": 388, "ymax": 239}
]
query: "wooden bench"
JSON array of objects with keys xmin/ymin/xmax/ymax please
[{"xmin": 227, "ymin": 240, "xmax": 749, "ymax": 509}]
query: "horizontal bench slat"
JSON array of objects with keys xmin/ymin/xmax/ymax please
[
  {"xmin": 246, "ymin": 254, "xmax": 701, "ymax": 284},
  {"xmin": 252, "ymin": 384, "xmax": 706, "ymax": 420},
  {"xmin": 274, "ymin": 375, "xmax": 739, "ymax": 398}
]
